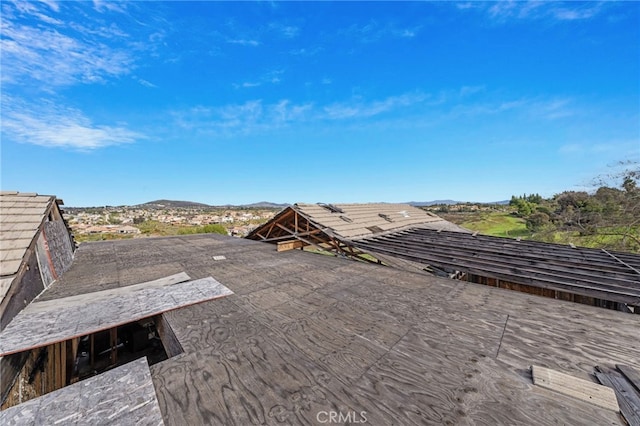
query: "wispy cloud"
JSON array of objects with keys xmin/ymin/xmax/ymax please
[
  {"xmin": 233, "ymin": 69, "xmax": 284, "ymax": 89},
  {"xmin": 322, "ymin": 92, "xmax": 427, "ymax": 120},
  {"xmin": 269, "ymin": 22, "xmax": 299, "ymax": 38},
  {"xmin": 171, "ymin": 99, "xmax": 313, "ymax": 136},
  {"xmin": 289, "ymin": 46, "xmax": 323, "ymax": 56},
  {"xmin": 136, "ymin": 77, "xmax": 157, "ymax": 88},
  {"xmin": 92, "ymin": 0, "xmax": 127, "ymax": 14},
  {"xmin": 1, "ymin": 96, "xmax": 144, "ymax": 150},
  {"xmin": 227, "ymin": 38, "xmax": 260, "ymax": 46},
  {"xmin": 449, "ymin": 96, "xmax": 574, "ymax": 120},
  {"xmin": 0, "ymin": 1, "xmax": 161, "ymax": 89},
  {"xmin": 342, "ymin": 21, "xmax": 422, "ymax": 43},
  {"xmin": 460, "ymin": 1, "xmax": 607, "ymax": 22}
]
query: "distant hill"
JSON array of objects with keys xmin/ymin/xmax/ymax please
[
  {"xmin": 409, "ymin": 200, "xmax": 460, "ymax": 206},
  {"xmin": 137, "ymin": 200, "xmax": 288, "ymax": 209},
  {"xmin": 243, "ymin": 201, "xmax": 289, "ymax": 209},
  {"xmin": 139, "ymin": 199, "xmax": 212, "ymax": 208},
  {"xmin": 409, "ymin": 200, "xmax": 510, "ymax": 206}
]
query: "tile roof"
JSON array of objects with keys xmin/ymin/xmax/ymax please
[
  {"xmin": 0, "ymin": 191, "xmax": 55, "ymax": 301},
  {"xmin": 291, "ymin": 202, "xmax": 466, "ymax": 240}
]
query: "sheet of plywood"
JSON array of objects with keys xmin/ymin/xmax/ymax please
[
  {"xmin": 0, "ymin": 357, "xmax": 164, "ymax": 426},
  {"xmin": 0, "ymin": 274, "xmax": 233, "ymax": 356},
  {"xmin": 531, "ymin": 365, "xmax": 619, "ymax": 411}
]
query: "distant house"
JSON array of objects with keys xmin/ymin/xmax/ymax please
[
  {"xmin": 0, "ymin": 191, "xmax": 75, "ymax": 406},
  {"xmin": 0, "ymin": 191, "xmax": 75, "ymax": 329}
]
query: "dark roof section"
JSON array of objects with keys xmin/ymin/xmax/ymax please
[
  {"xmin": 352, "ymin": 228, "xmax": 640, "ymax": 306},
  {"xmin": 23, "ymin": 234, "xmax": 640, "ymax": 425}
]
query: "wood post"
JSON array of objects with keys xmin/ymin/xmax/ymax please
[{"xmin": 109, "ymin": 328, "xmax": 117, "ymax": 365}]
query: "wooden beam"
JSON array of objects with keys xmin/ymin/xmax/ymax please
[
  {"xmin": 263, "ymin": 229, "xmax": 323, "ymax": 243},
  {"xmin": 616, "ymin": 364, "xmax": 640, "ymax": 394},
  {"xmin": 277, "ymin": 240, "xmax": 307, "ymax": 252},
  {"xmin": 70, "ymin": 338, "xmax": 79, "ymax": 384},
  {"xmin": 109, "ymin": 328, "xmax": 117, "ymax": 366},
  {"xmin": 595, "ymin": 366, "xmax": 640, "ymax": 426},
  {"xmin": 90, "ymin": 333, "xmax": 95, "ymax": 370}
]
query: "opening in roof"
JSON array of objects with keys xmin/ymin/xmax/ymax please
[
  {"xmin": 1, "ymin": 315, "xmax": 176, "ymax": 408},
  {"xmin": 317, "ymin": 203, "xmax": 344, "ymax": 214},
  {"xmin": 378, "ymin": 213, "xmax": 394, "ymax": 222}
]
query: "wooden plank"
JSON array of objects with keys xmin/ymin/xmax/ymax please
[
  {"xmin": 595, "ymin": 367, "xmax": 640, "ymax": 426},
  {"xmin": 0, "ymin": 276, "xmax": 233, "ymax": 356},
  {"xmin": 0, "ymin": 358, "xmax": 164, "ymax": 425},
  {"xmin": 277, "ymin": 240, "xmax": 306, "ymax": 252},
  {"xmin": 617, "ymin": 364, "xmax": 640, "ymax": 394},
  {"xmin": 110, "ymin": 328, "xmax": 117, "ymax": 365},
  {"xmin": 531, "ymin": 365, "xmax": 619, "ymax": 411}
]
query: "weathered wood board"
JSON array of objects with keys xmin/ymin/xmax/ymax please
[
  {"xmin": 0, "ymin": 358, "xmax": 163, "ymax": 425},
  {"xmin": 532, "ymin": 365, "xmax": 619, "ymax": 411},
  {"xmin": 0, "ymin": 274, "xmax": 232, "ymax": 356}
]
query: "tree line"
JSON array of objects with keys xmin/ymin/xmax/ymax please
[{"xmin": 509, "ymin": 162, "xmax": 639, "ymax": 252}]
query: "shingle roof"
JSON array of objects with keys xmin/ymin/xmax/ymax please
[{"xmin": 0, "ymin": 191, "xmax": 55, "ymax": 301}]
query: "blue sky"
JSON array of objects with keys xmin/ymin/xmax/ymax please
[{"xmin": 1, "ymin": 1, "xmax": 638, "ymax": 206}]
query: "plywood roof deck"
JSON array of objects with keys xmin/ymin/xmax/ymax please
[{"xmin": 21, "ymin": 234, "xmax": 640, "ymax": 425}]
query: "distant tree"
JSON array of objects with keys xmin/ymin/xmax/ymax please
[{"xmin": 526, "ymin": 211, "xmax": 551, "ymax": 232}]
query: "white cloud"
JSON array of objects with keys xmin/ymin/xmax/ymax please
[
  {"xmin": 1, "ymin": 97, "xmax": 143, "ymax": 150},
  {"xmin": 342, "ymin": 21, "xmax": 422, "ymax": 43},
  {"xmin": 233, "ymin": 69, "xmax": 284, "ymax": 89},
  {"xmin": 1, "ymin": 2, "xmax": 139, "ymax": 88},
  {"xmin": 92, "ymin": 0, "xmax": 127, "ymax": 14},
  {"xmin": 289, "ymin": 46, "xmax": 323, "ymax": 56},
  {"xmin": 269, "ymin": 23, "xmax": 299, "ymax": 38},
  {"xmin": 38, "ymin": 0, "xmax": 60, "ymax": 12},
  {"xmin": 137, "ymin": 78, "xmax": 157, "ymax": 88},
  {"xmin": 234, "ymin": 81, "xmax": 261, "ymax": 89},
  {"xmin": 171, "ymin": 99, "xmax": 313, "ymax": 136},
  {"xmin": 227, "ymin": 38, "xmax": 260, "ymax": 46},
  {"xmin": 323, "ymin": 93, "xmax": 428, "ymax": 120},
  {"xmin": 464, "ymin": 1, "xmax": 606, "ymax": 22}
]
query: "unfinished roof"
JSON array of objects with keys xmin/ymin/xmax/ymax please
[
  {"xmin": 0, "ymin": 191, "xmax": 56, "ymax": 300},
  {"xmin": 352, "ymin": 228, "xmax": 640, "ymax": 306},
  {"xmin": 299, "ymin": 202, "xmax": 465, "ymax": 238},
  {"xmin": 0, "ymin": 273, "xmax": 233, "ymax": 356},
  {"xmin": 248, "ymin": 202, "xmax": 466, "ymax": 242},
  {"xmin": 0, "ymin": 357, "xmax": 163, "ymax": 425},
  {"xmin": 12, "ymin": 234, "xmax": 639, "ymax": 424}
]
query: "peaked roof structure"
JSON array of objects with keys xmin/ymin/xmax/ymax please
[{"xmin": 246, "ymin": 202, "xmax": 466, "ymax": 262}]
